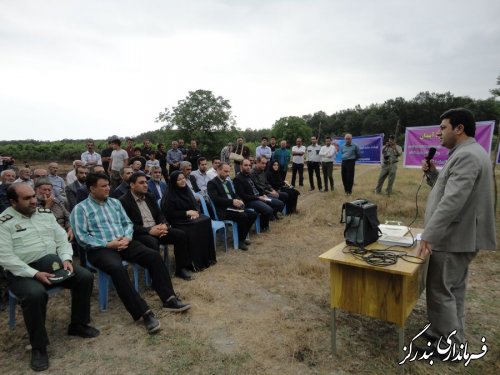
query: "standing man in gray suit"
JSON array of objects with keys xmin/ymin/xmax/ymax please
[{"xmin": 419, "ymin": 108, "xmax": 496, "ymax": 350}]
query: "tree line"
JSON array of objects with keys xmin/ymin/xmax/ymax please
[{"xmin": 1, "ymin": 89, "xmax": 498, "ymax": 163}]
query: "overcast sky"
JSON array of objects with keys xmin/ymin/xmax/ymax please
[{"xmin": 1, "ymin": 0, "xmax": 499, "ymax": 141}]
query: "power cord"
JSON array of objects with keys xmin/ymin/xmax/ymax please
[
  {"xmin": 341, "ymin": 171, "xmax": 432, "ymax": 267},
  {"xmin": 342, "ymin": 245, "xmax": 425, "ymax": 267}
]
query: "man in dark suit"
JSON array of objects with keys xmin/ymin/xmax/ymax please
[
  {"xmin": 207, "ymin": 163, "xmax": 257, "ymax": 251},
  {"xmin": 234, "ymin": 159, "xmax": 284, "ymax": 232},
  {"xmin": 66, "ymin": 166, "xmax": 88, "ymax": 212},
  {"xmin": 119, "ymin": 172, "xmax": 192, "ymax": 280},
  {"xmin": 147, "ymin": 166, "xmax": 167, "ymax": 201},
  {"xmin": 110, "ymin": 166, "xmax": 133, "ymax": 199}
]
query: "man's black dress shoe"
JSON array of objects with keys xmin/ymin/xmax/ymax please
[
  {"xmin": 68, "ymin": 324, "xmax": 100, "ymax": 338},
  {"xmin": 143, "ymin": 310, "xmax": 161, "ymax": 334},
  {"xmin": 175, "ymin": 268, "xmax": 192, "ymax": 280},
  {"xmin": 238, "ymin": 243, "xmax": 249, "ymax": 251},
  {"xmin": 31, "ymin": 347, "xmax": 49, "ymax": 372},
  {"xmin": 163, "ymin": 296, "xmax": 191, "ymax": 312}
]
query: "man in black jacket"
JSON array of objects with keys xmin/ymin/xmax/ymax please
[
  {"xmin": 66, "ymin": 166, "xmax": 88, "ymax": 212},
  {"xmin": 186, "ymin": 140, "xmax": 201, "ymax": 171},
  {"xmin": 119, "ymin": 172, "xmax": 193, "ymax": 280},
  {"xmin": 207, "ymin": 163, "xmax": 257, "ymax": 251},
  {"xmin": 234, "ymin": 159, "xmax": 284, "ymax": 231},
  {"xmin": 110, "ymin": 166, "xmax": 133, "ymax": 199}
]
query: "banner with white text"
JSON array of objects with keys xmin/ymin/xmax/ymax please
[
  {"xmin": 403, "ymin": 121, "xmax": 495, "ymax": 168},
  {"xmin": 334, "ymin": 134, "xmax": 384, "ymax": 164}
]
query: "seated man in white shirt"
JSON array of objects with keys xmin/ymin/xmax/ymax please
[
  {"xmin": 14, "ymin": 167, "xmax": 34, "ymax": 188},
  {"xmin": 190, "ymin": 157, "xmax": 211, "ymax": 193},
  {"xmin": 179, "ymin": 161, "xmax": 200, "ymax": 194},
  {"xmin": 66, "ymin": 160, "xmax": 84, "ymax": 186},
  {"xmin": 206, "ymin": 157, "xmax": 221, "ymax": 180}
]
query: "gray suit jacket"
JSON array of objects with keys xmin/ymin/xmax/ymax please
[{"xmin": 422, "ymin": 138, "xmax": 496, "ymax": 252}]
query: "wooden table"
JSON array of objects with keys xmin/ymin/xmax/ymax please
[{"xmin": 319, "ymin": 230, "xmax": 427, "ymax": 364}]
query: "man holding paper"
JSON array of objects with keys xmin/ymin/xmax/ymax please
[{"xmin": 207, "ymin": 163, "xmax": 257, "ymax": 250}]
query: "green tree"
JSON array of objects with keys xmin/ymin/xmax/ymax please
[
  {"xmin": 362, "ymin": 110, "xmax": 383, "ymax": 135},
  {"xmin": 271, "ymin": 116, "xmax": 312, "ymax": 146},
  {"xmin": 156, "ymin": 89, "xmax": 236, "ymax": 157},
  {"xmin": 303, "ymin": 111, "xmax": 329, "ymax": 139},
  {"xmin": 490, "ymin": 75, "xmax": 500, "ymax": 97}
]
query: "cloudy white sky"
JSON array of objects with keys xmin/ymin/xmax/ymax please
[{"xmin": 1, "ymin": 0, "xmax": 499, "ymax": 141}]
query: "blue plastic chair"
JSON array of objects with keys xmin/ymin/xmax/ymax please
[
  {"xmin": 246, "ymin": 208, "xmax": 261, "ymax": 234},
  {"xmin": 85, "ymin": 259, "xmax": 140, "ymax": 312},
  {"xmin": 208, "ymin": 197, "xmax": 239, "ymax": 250},
  {"xmin": 8, "ymin": 287, "xmax": 64, "ymax": 329},
  {"xmin": 196, "ymin": 193, "xmax": 227, "ymax": 252},
  {"xmin": 131, "ymin": 264, "xmax": 152, "ymax": 290}
]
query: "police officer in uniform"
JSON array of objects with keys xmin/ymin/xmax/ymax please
[
  {"xmin": 0, "ymin": 183, "xmax": 99, "ymax": 372},
  {"xmin": 375, "ymin": 135, "xmax": 402, "ymax": 195}
]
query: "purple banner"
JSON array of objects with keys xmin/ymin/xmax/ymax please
[
  {"xmin": 497, "ymin": 145, "xmax": 500, "ymax": 164},
  {"xmin": 403, "ymin": 121, "xmax": 495, "ymax": 168},
  {"xmin": 334, "ymin": 134, "xmax": 384, "ymax": 164}
]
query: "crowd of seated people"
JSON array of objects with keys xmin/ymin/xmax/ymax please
[
  {"xmin": 1, "ymin": 136, "xmax": 299, "ymax": 250},
  {"xmin": 0, "ymin": 136, "xmax": 301, "ymax": 372}
]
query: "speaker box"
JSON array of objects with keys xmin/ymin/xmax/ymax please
[{"xmin": 341, "ymin": 199, "xmax": 380, "ymax": 247}]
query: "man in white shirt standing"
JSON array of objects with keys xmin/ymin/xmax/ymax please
[
  {"xmin": 291, "ymin": 138, "xmax": 306, "ymax": 188},
  {"xmin": 319, "ymin": 137, "xmax": 337, "ymax": 192},
  {"xmin": 108, "ymin": 139, "xmax": 129, "ymax": 190},
  {"xmin": 306, "ymin": 136, "xmax": 322, "ymax": 192},
  {"xmin": 81, "ymin": 140, "xmax": 102, "ymax": 168}
]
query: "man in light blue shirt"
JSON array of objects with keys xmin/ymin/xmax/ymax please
[
  {"xmin": 340, "ymin": 134, "xmax": 360, "ymax": 195},
  {"xmin": 71, "ymin": 172, "xmax": 190, "ymax": 334},
  {"xmin": 47, "ymin": 162, "xmax": 66, "ymax": 199},
  {"xmin": 190, "ymin": 157, "xmax": 211, "ymax": 192},
  {"xmin": 255, "ymin": 137, "xmax": 272, "ymax": 161},
  {"xmin": 167, "ymin": 141, "xmax": 183, "ymax": 174}
]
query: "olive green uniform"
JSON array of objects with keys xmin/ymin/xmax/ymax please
[
  {"xmin": 375, "ymin": 144, "xmax": 402, "ymax": 195},
  {"xmin": 0, "ymin": 207, "xmax": 93, "ymax": 349}
]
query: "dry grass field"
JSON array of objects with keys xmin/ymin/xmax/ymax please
[{"xmin": 1, "ymin": 163, "xmax": 499, "ymax": 374}]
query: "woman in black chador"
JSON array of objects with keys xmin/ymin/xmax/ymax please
[
  {"xmin": 162, "ymin": 171, "xmax": 216, "ymax": 271},
  {"xmin": 266, "ymin": 161, "xmax": 300, "ymax": 214}
]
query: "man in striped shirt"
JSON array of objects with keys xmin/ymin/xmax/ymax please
[{"xmin": 70, "ymin": 172, "xmax": 190, "ymax": 334}]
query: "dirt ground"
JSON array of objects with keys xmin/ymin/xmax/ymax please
[{"xmin": 1, "ymin": 164, "xmax": 499, "ymax": 374}]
